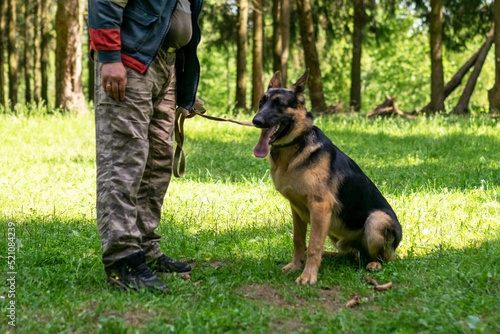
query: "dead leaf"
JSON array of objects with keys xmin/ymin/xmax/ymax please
[
  {"xmin": 374, "ymin": 282, "xmax": 393, "ymax": 291},
  {"xmin": 345, "ymin": 294, "xmax": 361, "ymax": 308}
]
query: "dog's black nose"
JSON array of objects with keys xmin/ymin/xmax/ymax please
[{"xmin": 252, "ymin": 114, "xmax": 265, "ymax": 128}]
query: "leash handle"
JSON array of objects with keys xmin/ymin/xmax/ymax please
[
  {"xmin": 173, "ymin": 107, "xmax": 188, "ymax": 178},
  {"xmin": 173, "ymin": 104, "xmax": 255, "ymax": 178}
]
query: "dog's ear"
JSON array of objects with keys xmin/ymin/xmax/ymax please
[
  {"xmin": 268, "ymin": 71, "xmax": 282, "ymax": 90},
  {"xmin": 290, "ymin": 69, "xmax": 309, "ymax": 95},
  {"xmin": 290, "ymin": 70, "xmax": 309, "ymax": 105}
]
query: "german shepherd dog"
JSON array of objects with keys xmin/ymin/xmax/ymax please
[{"xmin": 252, "ymin": 70, "xmax": 402, "ymax": 285}]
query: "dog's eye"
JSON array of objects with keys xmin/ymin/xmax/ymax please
[
  {"xmin": 275, "ymin": 98, "xmax": 287, "ymax": 107},
  {"xmin": 259, "ymin": 96, "xmax": 267, "ymax": 108}
]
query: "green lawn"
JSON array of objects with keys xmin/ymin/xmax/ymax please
[{"xmin": 1, "ymin": 112, "xmax": 499, "ymax": 333}]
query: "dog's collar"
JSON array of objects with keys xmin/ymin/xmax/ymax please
[{"xmin": 271, "ymin": 132, "xmax": 307, "ymax": 149}]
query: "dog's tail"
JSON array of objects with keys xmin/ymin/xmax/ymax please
[{"xmin": 364, "ymin": 210, "xmax": 402, "ymax": 262}]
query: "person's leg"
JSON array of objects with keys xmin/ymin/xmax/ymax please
[
  {"xmin": 95, "ymin": 61, "xmax": 153, "ymax": 267},
  {"xmin": 135, "ymin": 51, "xmax": 191, "ymax": 274},
  {"xmin": 95, "ymin": 60, "xmax": 168, "ymax": 291},
  {"xmin": 135, "ymin": 51, "xmax": 176, "ymax": 261}
]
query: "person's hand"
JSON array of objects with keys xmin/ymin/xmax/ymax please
[{"xmin": 102, "ymin": 62, "xmax": 127, "ymax": 101}]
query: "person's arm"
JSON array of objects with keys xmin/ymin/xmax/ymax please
[{"xmin": 89, "ymin": 0, "xmax": 128, "ymax": 100}]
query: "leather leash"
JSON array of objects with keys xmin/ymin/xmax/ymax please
[{"xmin": 173, "ymin": 102, "xmax": 254, "ymax": 178}]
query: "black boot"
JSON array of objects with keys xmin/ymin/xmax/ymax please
[
  {"xmin": 105, "ymin": 251, "xmax": 168, "ymax": 292},
  {"xmin": 148, "ymin": 254, "xmax": 191, "ymax": 274}
]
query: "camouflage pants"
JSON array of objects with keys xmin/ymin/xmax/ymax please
[{"xmin": 94, "ymin": 50, "xmax": 176, "ymax": 267}]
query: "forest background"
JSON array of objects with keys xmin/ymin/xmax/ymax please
[
  {"xmin": 1, "ymin": 1, "xmax": 500, "ymax": 332},
  {"xmin": 1, "ymin": 0, "xmax": 500, "ymax": 117}
]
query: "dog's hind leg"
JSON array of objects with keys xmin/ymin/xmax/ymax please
[
  {"xmin": 282, "ymin": 208, "xmax": 307, "ymax": 273},
  {"xmin": 363, "ymin": 210, "xmax": 397, "ymax": 271},
  {"xmin": 296, "ymin": 200, "xmax": 332, "ymax": 285}
]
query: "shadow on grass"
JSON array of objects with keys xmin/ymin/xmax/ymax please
[
  {"xmin": 5, "ymin": 215, "xmax": 499, "ymax": 287},
  {"xmin": 182, "ymin": 125, "xmax": 500, "ymax": 193},
  {"xmin": 2, "ymin": 215, "xmax": 499, "ymax": 332}
]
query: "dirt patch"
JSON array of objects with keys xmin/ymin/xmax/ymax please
[
  {"xmin": 238, "ymin": 283, "xmax": 287, "ymax": 307},
  {"xmin": 238, "ymin": 283, "xmax": 344, "ymax": 332},
  {"xmin": 237, "ymin": 283, "xmax": 344, "ymax": 312}
]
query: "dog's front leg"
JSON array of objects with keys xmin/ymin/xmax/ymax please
[
  {"xmin": 296, "ymin": 201, "xmax": 332, "ymax": 285},
  {"xmin": 283, "ymin": 207, "xmax": 307, "ymax": 273}
]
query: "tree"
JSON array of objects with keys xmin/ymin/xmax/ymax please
[
  {"xmin": 82, "ymin": 1, "xmax": 94, "ymax": 102},
  {"xmin": 251, "ymin": 0, "xmax": 264, "ymax": 110},
  {"xmin": 489, "ymin": 0, "xmax": 500, "ymax": 112},
  {"xmin": 428, "ymin": 0, "xmax": 445, "ymax": 113},
  {"xmin": 24, "ymin": 0, "xmax": 33, "ymax": 104},
  {"xmin": 272, "ymin": 0, "xmax": 290, "ymax": 86},
  {"xmin": 236, "ymin": 0, "xmax": 249, "ymax": 110},
  {"xmin": 453, "ymin": 25, "xmax": 494, "ymax": 114},
  {"xmin": 7, "ymin": 0, "xmax": 18, "ymax": 107},
  {"xmin": 33, "ymin": 0, "xmax": 42, "ymax": 103},
  {"xmin": 280, "ymin": 0, "xmax": 290, "ymax": 86},
  {"xmin": 0, "ymin": 0, "xmax": 6, "ymax": 106},
  {"xmin": 350, "ymin": 0, "xmax": 365, "ymax": 111},
  {"xmin": 272, "ymin": 0, "xmax": 282, "ymax": 74},
  {"xmin": 40, "ymin": 0, "xmax": 51, "ymax": 105},
  {"xmin": 296, "ymin": 0, "xmax": 326, "ymax": 112},
  {"xmin": 55, "ymin": 0, "xmax": 86, "ymax": 113}
]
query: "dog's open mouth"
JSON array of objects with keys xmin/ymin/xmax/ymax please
[
  {"xmin": 253, "ymin": 125, "xmax": 277, "ymax": 158},
  {"xmin": 253, "ymin": 122, "xmax": 290, "ymax": 158}
]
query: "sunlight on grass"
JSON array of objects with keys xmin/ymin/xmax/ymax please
[
  {"xmin": 1, "ymin": 112, "xmax": 499, "ymax": 333},
  {"xmin": 1, "ymin": 113, "xmax": 498, "ymax": 252}
]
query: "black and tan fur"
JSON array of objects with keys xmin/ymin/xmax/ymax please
[{"xmin": 252, "ymin": 70, "xmax": 402, "ymax": 285}]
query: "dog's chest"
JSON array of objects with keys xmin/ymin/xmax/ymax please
[{"xmin": 269, "ymin": 148, "xmax": 348, "ymax": 235}]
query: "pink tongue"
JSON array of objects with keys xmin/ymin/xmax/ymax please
[{"xmin": 253, "ymin": 128, "xmax": 274, "ymax": 158}]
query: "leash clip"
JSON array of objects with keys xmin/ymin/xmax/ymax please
[{"xmin": 186, "ymin": 97, "xmax": 206, "ymax": 118}]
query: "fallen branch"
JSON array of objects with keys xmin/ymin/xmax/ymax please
[
  {"xmin": 362, "ymin": 276, "xmax": 393, "ymax": 291},
  {"xmin": 367, "ymin": 95, "xmax": 416, "ymax": 119}
]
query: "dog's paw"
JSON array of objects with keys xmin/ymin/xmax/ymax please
[
  {"xmin": 295, "ymin": 272, "xmax": 317, "ymax": 285},
  {"xmin": 282, "ymin": 262, "xmax": 302, "ymax": 272},
  {"xmin": 366, "ymin": 261, "xmax": 382, "ymax": 271}
]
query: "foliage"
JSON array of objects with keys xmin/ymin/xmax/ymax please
[
  {"xmin": 408, "ymin": 0, "xmax": 493, "ymax": 51},
  {"xmin": 1, "ymin": 111, "xmax": 499, "ymax": 333},
  {"xmin": 1, "ymin": 1, "xmax": 497, "ymax": 114}
]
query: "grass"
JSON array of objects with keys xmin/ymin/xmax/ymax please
[{"xmin": 0, "ymin": 111, "xmax": 499, "ymax": 333}]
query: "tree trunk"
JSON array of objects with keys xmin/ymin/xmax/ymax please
[
  {"xmin": 296, "ymin": 0, "xmax": 326, "ymax": 112},
  {"xmin": 280, "ymin": 0, "xmax": 290, "ymax": 86},
  {"xmin": 236, "ymin": 0, "xmax": 249, "ymax": 110},
  {"xmin": 442, "ymin": 48, "xmax": 479, "ymax": 98},
  {"xmin": 428, "ymin": 0, "xmax": 445, "ymax": 113},
  {"xmin": 83, "ymin": 2, "xmax": 94, "ymax": 103},
  {"xmin": 40, "ymin": 0, "xmax": 50, "ymax": 105},
  {"xmin": 422, "ymin": 32, "xmax": 488, "ymax": 112},
  {"xmin": 7, "ymin": 0, "xmax": 18, "ymax": 107},
  {"xmin": 0, "ymin": 0, "xmax": 6, "ymax": 106},
  {"xmin": 272, "ymin": 0, "xmax": 282, "ymax": 73},
  {"xmin": 350, "ymin": 0, "xmax": 364, "ymax": 112},
  {"xmin": 489, "ymin": 0, "xmax": 500, "ymax": 112},
  {"xmin": 24, "ymin": 0, "xmax": 33, "ymax": 104},
  {"xmin": 453, "ymin": 25, "xmax": 494, "ymax": 115},
  {"xmin": 33, "ymin": 0, "xmax": 42, "ymax": 103},
  {"xmin": 251, "ymin": 0, "xmax": 264, "ymax": 111},
  {"xmin": 55, "ymin": 0, "xmax": 87, "ymax": 113}
]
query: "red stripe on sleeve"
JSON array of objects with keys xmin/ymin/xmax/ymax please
[
  {"xmin": 122, "ymin": 54, "xmax": 148, "ymax": 74},
  {"xmin": 89, "ymin": 28, "xmax": 121, "ymax": 51}
]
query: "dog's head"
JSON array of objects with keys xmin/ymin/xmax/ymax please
[{"xmin": 252, "ymin": 70, "xmax": 313, "ymax": 158}]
